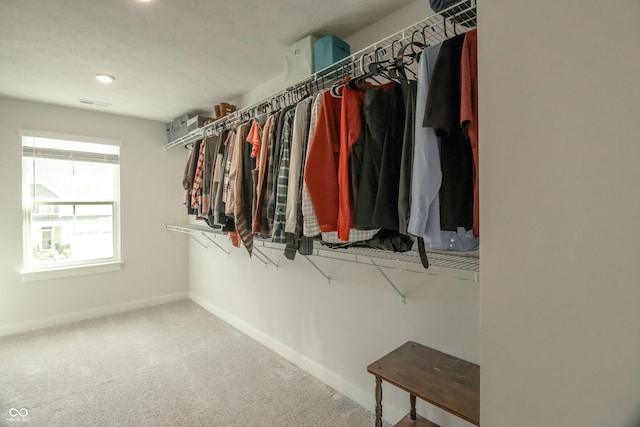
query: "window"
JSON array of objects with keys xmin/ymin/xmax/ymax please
[{"xmin": 21, "ymin": 130, "xmax": 121, "ymax": 274}]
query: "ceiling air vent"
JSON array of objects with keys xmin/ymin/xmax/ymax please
[{"xmin": 79, "ymin": 98, "xmax": 111, "ymax": 107}]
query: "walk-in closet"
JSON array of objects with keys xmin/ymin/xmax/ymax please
[{"xmin": 1, "ymin": 0, "xmax": 639, "ymax": 426}]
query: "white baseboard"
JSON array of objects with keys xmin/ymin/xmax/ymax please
[
  {"xmin": 0, "ymin": 292, "xmax": 188, "ymax": 337},
  {"xmin": 189, "ymin": 292, "xmax": 405, "ymax": 424}
]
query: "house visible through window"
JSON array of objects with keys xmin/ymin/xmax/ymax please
[{"xmin": 21, "ymin": 130, "xmax": 121, "ymax": 272}]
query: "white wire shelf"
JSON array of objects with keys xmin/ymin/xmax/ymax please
[
  {"xmin": 165, "ymin": 224, "xmax": 479, "ymax": 285},
  {"xmin": 164, "ymin": 128, "xmax": 205, "ymax": 150}
]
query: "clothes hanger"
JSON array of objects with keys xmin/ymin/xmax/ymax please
[
  {"xmin": 330, "ymin": 61, "xmax": 354, "ymax": 97},
  {"xmin": 443, "ymin": 15, "xmax": 448, "ymax": 39},
  {"xmin": 391, "ymin": 39, "xmax": 402, "ymax": 60},
  {"xmin": 351, "ymin": 47, "xmax": 394, "ymax": 89},
  {"xmin": 410, "ymin": 29, "xmax": 426, "ymax": 56},
  {"xmin": 388, "ymin": 38, "xmax": 425, "ymax": 82},
  {"xmin": 422, "ymin": 24, "xmax": 434, "ymax": 48}
]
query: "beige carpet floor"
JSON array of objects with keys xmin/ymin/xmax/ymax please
[{"xmin": 0, "ymin": 300, "xmax": 384, "ymax": 427}]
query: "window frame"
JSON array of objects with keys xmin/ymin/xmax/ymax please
[{"xmin": 20, "ymin": 129, "xmax": 122, "ymax": 280}]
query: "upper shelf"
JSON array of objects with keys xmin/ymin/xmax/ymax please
[
  {"xmin": 165, "ymin": 128, "xmax": 204, "ymax": 150},
  {"xmin": 164, "ymin": 0, "xmax": 477, "ymax": 150}
]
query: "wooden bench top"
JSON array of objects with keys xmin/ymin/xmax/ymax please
[{"xmin": 367, "ymin": 341, "xmax": 480, "ymax": 426}]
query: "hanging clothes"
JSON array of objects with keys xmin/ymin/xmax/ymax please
[
  {"xmin": 182, "ymin": 139, "xmax": 202, "ymax": 216},
  {"xmin": 190, "ymin": 140, "xmax": 207, "ymax": 216},
  {"xmin": 352, "ymin": 82, "xmax": 405, "ymax": 231},
  {"xmin": 252, "ymin": 113, "xmax": 277, "ymax": 235},
  {"xmin": 293, "ymin": 102, "xmax": 316, "ymax": 256},
  {"xmin": 177, "ymin": 28, "xmax": 480, "ymax": 258},
  {"xmin": 241, "ymin": 122, "xmax": 256, "ymax": 234},
  {"xmin": 233, "ymin": 123, "xmax": 253, "ymax": 254},
  {"xmin": 284, "ymin": 98, "xmax": 313, "ymax": 259},
  {"xmin": 301, "ymin": 92, "xmax": 325, "ymax": 238},
  {"xmin": 304, "ymin": 89, "xmax": 342, "ymax": 233},
  {"xmin": 247, "ymin": 120, "xmax": 263, "ymax": 232},
  {"xmin": 304, "ymin": 83, "xmax": 380, "ymax": 244},
  {"xmin": 271, "ymin": 108, "xmax": 297, "ymax": 243},
  {"xmin": 408, "ymin": 43, "xmax": 443, "ymax": 245},
  {"xmin": 398, "ymin": 80, "xmax": 418, "ymax": 235},
  {"xmin": 214, "ymin": 131, "xmax": 234, "ymax": 230},
  {"xmin": 460, "ymin": 28, "xmax": 479, "ymax": 238},
  {"xmin": 209, "ymin": 130, "xmax": 227, "ymax": 225},
  {"xmin": 336, "ymin": 78, "xmax": 366, "ymax": 241},
  {"xmin": 222, "ymin": 129, "xmax": 239, "ymax": 241},
  {"xmin": 423, "ymin": 33, "xmax": 474, "ymax": 233},
  {"xmin": 201, "ymin": 131, "xmax": 224, "ymax": 225},
  {"xmin": 267, "ymin": 106, "xmax": 296, "ymax": 233},
  {"xmin": 285, "ymin": 97, "xmax": 313, "ymax": 234}
]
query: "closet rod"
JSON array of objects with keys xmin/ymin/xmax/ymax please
[{"xmin": 164, "ymin": 0, "xmax": 476, "ymax": 150}]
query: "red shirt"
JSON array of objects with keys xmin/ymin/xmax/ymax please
[
  {"xmin": 337, "ymin": 81, "xmax": 366, "ymax": 241},
  {"xmin": 304, "ymin": 90, "xmax": 342, "ymax": 232}
]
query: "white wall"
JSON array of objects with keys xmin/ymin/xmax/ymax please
[
  {"xmin": 235, "ymin": 0, "xmax": 430, "ymax": 109},
  {"xmin": 189, "ymin": 2, "xmax": 479, "ymax": 426},
  {"xmin": 190, "ymin": 242, "xmax": 479, "ymax": 427},
  {"xmin": 479, "ymin": 1, "xmax": 640, "ymax": 426},
  {"xmin": 0, "ymin": 96, "xmax": 189, "ymax": 336},
  {"xmin": 346, "ymin": 0, "xmax": 431, "ymax": 52}
]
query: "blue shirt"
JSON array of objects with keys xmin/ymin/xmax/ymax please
[{"xmin": 408, "ymin": 43, "xmax": 443, "ymax": 245}]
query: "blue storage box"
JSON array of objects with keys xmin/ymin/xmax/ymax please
[{"xmin": 313, "ymin": 35, "xmax": 350, "ymax": 73}]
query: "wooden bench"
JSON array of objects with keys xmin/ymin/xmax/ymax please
[{"xmin": 367, "ymin": 341, "xmax": 480, "ymax": 426}]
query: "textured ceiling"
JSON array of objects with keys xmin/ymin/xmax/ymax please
[{"xmin": 0, "ymin": 0, "xmax": 415, "ymax": 123}]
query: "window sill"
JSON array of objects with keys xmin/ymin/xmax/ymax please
[{"xmin": 21, "ymin": 260, "xmax": 123, "ymax": 283}]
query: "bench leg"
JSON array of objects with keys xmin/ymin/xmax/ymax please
[
  {"xmin": 410, "ymin": 394, "xmax": 417, "ymax": 420},
  {"xmin": 375, "ymin": 377, "xmax": 383, "ymax": 427}
]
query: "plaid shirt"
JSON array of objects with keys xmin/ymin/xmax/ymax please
[
  {"xmin": 302, "ymin": 92, "xmax": 324, "ymax": 237},
  {"xmin": 191, "ymin": 140, "xmax": 206, "ymax": 214},
  {"xmin": 321, "ymin": 228, "xmax": 378, "ymax": 243},
  {"xmin": 271, "ymin": 109, "xmax": 296, "ymax": 243},
  {"xmin": 183, "ymin": 140, "xmax": 200, "ymax": 208},
  {"xmin": 213, "ymin": 131, "xmax": 231, "ymax": 225},
  {"xmin": 256, "ymin": 112, "xmax": 279, "ymax": 236},
  {"xmin": 267, "ymin": 107, "xmax": 294, "ymax": 233}
]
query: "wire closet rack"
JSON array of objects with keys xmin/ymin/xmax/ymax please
[
  {"xmin": 165, "ymin": 0, "xmax": 479, "ymax": 300},
  {"xmin": 163, "ymin": 0, "xmax": 477, "ymax": 150},
  {"xmin": 166, "ymin": 224, "xmax": 479, "ymax": 304}
]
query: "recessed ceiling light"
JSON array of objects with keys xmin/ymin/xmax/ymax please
[{"xmin": 95, "ymin": 74, "xmax": 115, "ymax": 84}]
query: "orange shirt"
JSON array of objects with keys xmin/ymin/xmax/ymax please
[
  {"xmin": 304, "ymin": 90, "xmax": 342, "ymax": 232},
  {"xmin": 337, "ymin": 81, "xmax": 366, "ymax": 241},
  {"xmin": 247, "ymin": 120, "xmax": 262, "ymax": 160}
]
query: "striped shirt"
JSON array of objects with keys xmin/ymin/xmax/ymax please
[
  {"xmin": 271, "ymin": 108, "xmax": 296, "ymax": 243},
  {"xmin": 191, "ymin": 140, "xmax": 206, "ymax": 213},
  {"xmin": 258, "ymin": 112, "xmax": 280, "ymax": 236}
]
